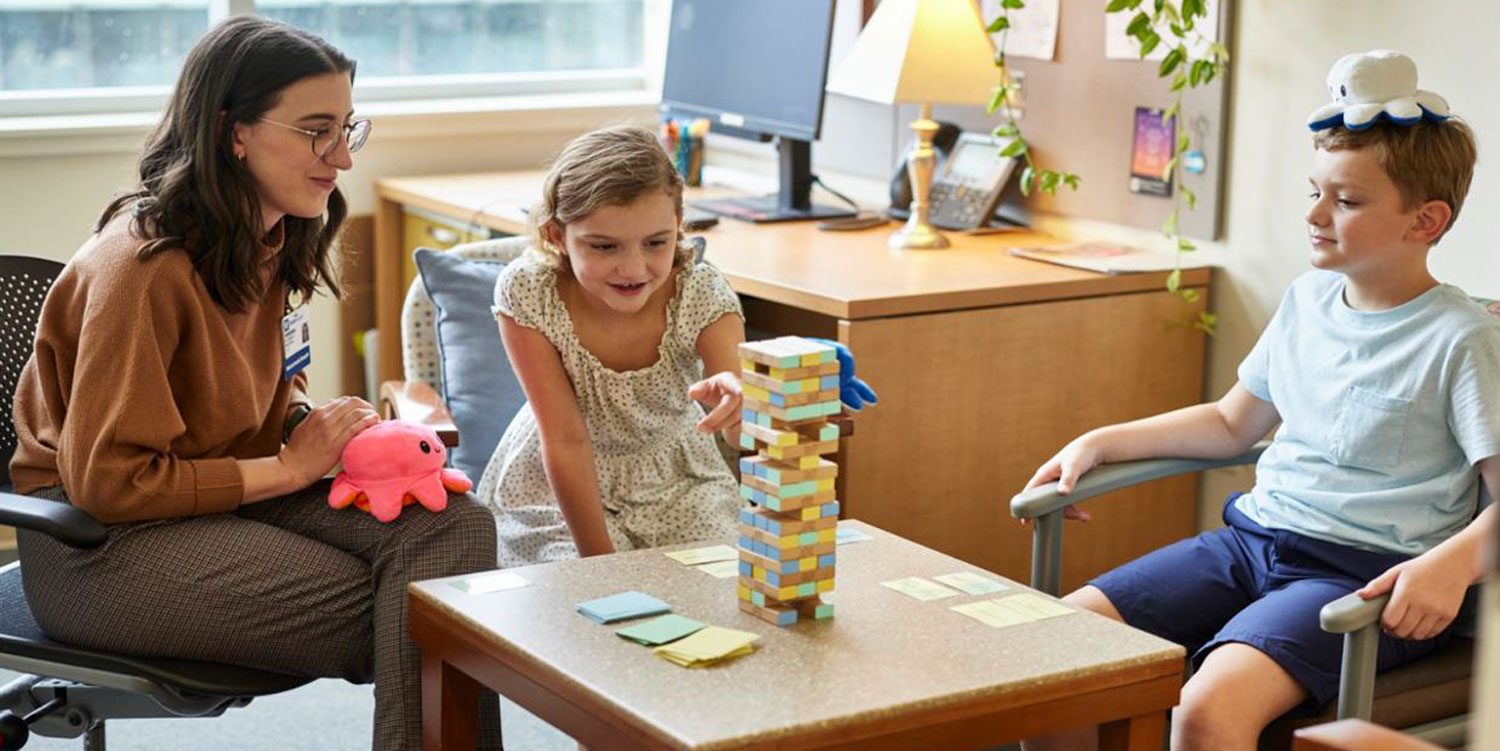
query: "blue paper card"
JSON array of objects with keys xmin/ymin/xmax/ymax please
[{"xmin": 576, "ymin": 591, "xmax": 671, "ymax": 624}]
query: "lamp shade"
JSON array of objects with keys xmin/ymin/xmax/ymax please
[{"xmin": 826, "ymin": 0, "xmax": 996, "ymax": 106}]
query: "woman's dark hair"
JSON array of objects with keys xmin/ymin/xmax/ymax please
[{"xmin": 98, "ymin": 16, "xmax": 355, "ymax": 312}]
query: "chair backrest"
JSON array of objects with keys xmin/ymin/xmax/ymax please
[
  {"xmin": 400, "ymin": 237, "xmax": 530, "ymax": 395},
  {"xmin": 0, "ymin": 257, "xmax": 65, "ymax": 488}
]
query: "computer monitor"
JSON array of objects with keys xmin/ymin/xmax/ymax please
[{"xmin": 660, "ymin": 0, "xmax": 854, "ymax": 223}]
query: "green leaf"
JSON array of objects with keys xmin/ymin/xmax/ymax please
[
  {"xmin": 999, "ymin": 139, "xmax": 1028, "ymax": 158},
  {"xmin": 1180, "ymin": 288, "xmax": 1199, "ymax": 303},
  {"xmin": 989, "ymin": 16, "xmax": 1011, "ymax": 32},
  {"xmin": 1166, "ymin": 268, "xmax": 1182, "ymax": 293},
  {"xmin": 1159, "ymin": 48, "xmax": 1183, "ymax": 77},
  {"xmin": 1002, "ymin": 0, "xmax": 1025, "ymax": 8},
  {"xmin": 1178, "ymin": 237, "xmax": 1196, "ymax": 251},
  {"xmin": 1063, "ymin": 173, "xmax": 1081, "ymax": 190},
  {"xmin": 1162, "ymin": 212, "xmax": 1178, "ymax": 236},
  {"xmin": 1106, "ymin": 0, "xmax": 1132, "ymax": 11},
  {"xmin": 1139, "ymin": 31, "xmax": 1161, "ymax": 57},
  {"xmin": 1189, "ymin": 59, "xmax": 1205, "ymax": 87},
  {"xmin": 1196, "ymin": 311, "xmax": 1218, "ymax": 335},
  {"xmin": 1041, "ymin": 171, "xmax": 1061, "ymax": 193},
  {"xmin": 987, "ymin": 86, "xmax": 1006, "ymax": 114},
  {"xmin": 1019, "ymin": 165, "xmax": 1036, "ymax": 196},
  {"xmin": 1171, "ymin": 72, "xmax": 1188, "ymax": 91},
  {"xmin": 1126, "ymin": 11, "xmax": 1151, "ymax": 36},
  {"xmin": 993, "ymin": 122, "xmax": 1019, "ymax": 138},
  {"xmin": 1210, "ymin": 42, "xmax": 1231, "ymax": 62},
  {"xmin": 1162, "ymin": 100, "xmax": 1179, "ymax": 123},
  {"xmin": 1184, "ymin": 187, "xmax": 1197, "ymax": 210},
  {"xmin": 1161, "ymin": 156, "xmax": 1177, "ymax": 181},
  {"xmin": 1178, "ymin": 131, "xmax": 1190, "ymax": 152},
  {"xmin": 1170, "ymin": 22, "xmax": 1184, "ymax": 37},
  {"xmin": 1153, "ymin": 0, "xmax": 1165, "ymax": 12}
]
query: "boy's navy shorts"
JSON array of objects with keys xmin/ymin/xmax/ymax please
[{"xmin": 1089, "ymin": 495, "xmax": 1453, "ymax": 714}]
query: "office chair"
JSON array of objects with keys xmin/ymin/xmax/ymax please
[
  {"xmin": 1012, "ymin": 442, "xmax": 1480, "ymax": 749},
  {"xmin": 0, "ymin": 255, "xmax": 310, "ymax": 749}
]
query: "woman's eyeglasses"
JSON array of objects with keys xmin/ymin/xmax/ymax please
[{"xmin": 258, "ymin": 117, "xmax": 372, "ymax": 158}]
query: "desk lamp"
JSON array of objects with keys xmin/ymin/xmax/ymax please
[{"xmin": 826, "ymin": 0, "xmax": 996, "ymax": 250}]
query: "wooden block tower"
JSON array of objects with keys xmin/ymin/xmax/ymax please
[{"xmin": 735, "ymin": 336, "xmax": 841, "ymax": 626}]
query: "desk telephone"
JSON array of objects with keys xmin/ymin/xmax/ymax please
[{"xmin": 889, "ymin": 122, "xmax": 1020, "ymax": 231}]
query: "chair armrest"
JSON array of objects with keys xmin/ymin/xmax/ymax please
[
  {"xmin": 1293, "ymin": 719, "xmax": 1443, "ymax": 751},
  {"xmin": 1009, "ymin": 442, "xmax": 1269, "ymax": 520},
  {"xmin": 1320, "ymin": 591, "xmax": 1389, "ymax": 633},
  {"xmin": 378, "ymin": 381, "xmax": 459, "ymax": 447},
  {"xmin": 0, "ymin": 492, "xmax": 107, "ymax": 549}
]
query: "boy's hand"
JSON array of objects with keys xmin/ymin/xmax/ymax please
[
  {"xmin": 689, "ymin": 371, "xmax": 743, "ymax": 434},
  {"xmin": 1358, "ymin": 548, "xmax": 1471, "ymax": 641},
  {"xmin": 1019, "ymin": 434, "xmax": 1106, "ymax": 523}
]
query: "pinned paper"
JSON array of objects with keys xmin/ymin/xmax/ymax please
[
  {"xmin": 450, "ymin": 571, "xmax": 530, "ymax": 595},
  {"xmin": 934, "ymin": 571, "xmax": 1009, "ymax": 596},
  {"xmin": 577, "ymin": 591, "xmax": 671, "ymax": 624},
  {"xmin": 951, "ymin": 593, "xmax": 1074, "ymax": 629},
  {"xmin": 664, "ymin": 545, "xmax": 739, "ymax": 566},
  {"xmin": 881, "ymin": 577, "xmax": 962, "ymax": 602},
  {"xmin": 694, "ymin": 559, "xmax": 742, "ymax": 579},
  {"xmin": 616, "ymin": 614, "xmax": 707, "ymax": 646},
  {"xmin": 653, "ymin": 625, "xmax": 759, "ymax": 668}
]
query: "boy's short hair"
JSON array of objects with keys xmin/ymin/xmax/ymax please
[
  {"xmin": 1313, "ymin": 118, "xmax": 1477, "ymax": 242},
  {"xmin": 529, "ymin": 125, "xmax": 694, "ymax": 272}
]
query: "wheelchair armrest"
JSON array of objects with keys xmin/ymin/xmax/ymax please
[
  {"xmin": 1009, "ymin": 442, "xmax": 1269, "ymax": 520},
  {"xmin": 0, "ymin": 492, "xmax": 107, "ymax": 549},
  {"xmin": 378, "ymin": 381, "xmax": 458, "ymax": 447},
  {"xmin": 1320, "ymin": 591, "xmax": 1390, "ymax": 633}
]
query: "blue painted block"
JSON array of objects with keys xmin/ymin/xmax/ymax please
[
  {"xmin": 822, "ymin": 502, "xmax": 840, "ymax": 517},
  {"xmin": 775, "ymin": 609, "xmax": 797, "ymax": 626},
  {"xmin": 819, "ymin": 553, "xmax": 836, "ymax": 567},
  {"xmin": 739, "ymin": 509, "xmax": 755, "ymax": 526},
  {"xmin": 765, "ymin": 570, "xmax": 781, "ymax": 586},
  {"xmin": 763, "ymin": 517, "xmax": 782, "ymax": 535},
  {"xmin": 739, "ymin": 534, "xmax": 754, "ymax": 550},
  {"xmin": 820, "ymin": 375, "xmax": 839, "ymax": 390},
  {"xmin": 739, "ymin": 457, "xmax": 754, "ymax": 475},
  {"xmin": 739, "ymin": 561, "xmax": 752, "ymax": 577}
]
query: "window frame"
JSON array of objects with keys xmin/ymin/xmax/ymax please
[{"xmin": 0, "ymin": 0, "xmax": 667, "ymax": 121}]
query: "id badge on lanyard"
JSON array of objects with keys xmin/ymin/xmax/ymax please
[{"xmin": 281, "ymin": 291, "xmax": 311, "ymax": 381}]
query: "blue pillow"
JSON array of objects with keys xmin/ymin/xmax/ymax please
[{"xmin": 413, "ymin": 248, "xmax": 528, "ymax": 483}]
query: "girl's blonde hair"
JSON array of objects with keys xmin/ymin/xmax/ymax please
[{"xmin": 530, "ymin": 125, "xmax": 693, "ymax": 271}]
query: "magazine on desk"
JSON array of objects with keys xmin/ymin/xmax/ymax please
[{"xmin": 1009, "ymin": 243, "xmax": 1210, "ymax": 275}]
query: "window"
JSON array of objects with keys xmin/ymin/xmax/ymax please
[{"xmin": 0, "ymin": 0, "xmax": 650, "ymax": 115}]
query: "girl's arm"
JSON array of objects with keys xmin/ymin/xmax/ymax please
[
  {"xmin": 688, "ymin": 313, "xmax": 747, "ymax": 443},
  {"xmin": 498, "ymin": 314, "xmax": 615, "ymax": 557}
]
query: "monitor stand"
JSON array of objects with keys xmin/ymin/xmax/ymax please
[{"xmin": 693, "ymin": 137, "xmax": 856, "ymax": 224}]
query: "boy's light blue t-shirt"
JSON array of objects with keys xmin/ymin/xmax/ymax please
[{"xmin": 1237, "ymin": 270, "xmax": 1500, "ymax": 555}]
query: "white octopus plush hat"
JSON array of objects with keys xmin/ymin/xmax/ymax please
[{"xmin": 1308, "ymin": 50, "xmax": 1450, "ymax": 132}]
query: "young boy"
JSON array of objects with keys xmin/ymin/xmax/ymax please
[{"xmin": 1023, "ymin": 51, "xmax": 1500, "ymax": 751}]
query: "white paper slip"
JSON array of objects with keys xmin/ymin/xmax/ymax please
[
  {"xmin": 881, "ymin": 576, "xmax": 962, "ymax": 602},
  {"xmin": 664, "ymin": 545, "xmax": 739, "ymax": 565},
  {"xmin": 835, "ymin": 527, "xmax": 873, "ymax": 545},
  {"xmin": 951, "ymin": 593, "xmax": 1074, "ymax": 629},
  {"xmin": 450, "ymin": 571, "xmax": 530, "ymax": 595},
  {"xmin": 934, "ymin": 571, "xmax": 1008, "ymax": 596},
  {"xmin": 695, "ymin": 560, "xmax": 742, "ymax": 579}
]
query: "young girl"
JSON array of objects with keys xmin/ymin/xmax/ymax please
[{"xmin": 478, "ymin": 125, "xmax": 747, "ymax": 566}]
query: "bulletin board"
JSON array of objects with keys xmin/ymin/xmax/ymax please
[{"xmin": 933, "ymin": 0, "xmax": 1233, "ymax": 240}]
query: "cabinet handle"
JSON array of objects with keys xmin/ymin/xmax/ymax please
[{"xmin": 427, "ymin": 226, "xmax": 460, "ymax": 245}]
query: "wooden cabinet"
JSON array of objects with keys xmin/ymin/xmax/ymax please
[{"xmin": 374, "ymin": 171, "xmax": 1210, "ymax": 590}]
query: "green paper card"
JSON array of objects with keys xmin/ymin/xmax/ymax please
[{"xmin": 615, "ymin": 614, "xmax": 707, "ymax": 646}]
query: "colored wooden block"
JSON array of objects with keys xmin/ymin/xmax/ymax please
[
  {"xmin": 741, "ymin": 456, "xmax": 838, "ymax": 484},
  {"xmin": 766, "ymin": 361, "xmax": 839, "ymax": 381},
  {"xmin": 743, "ymin": 507, "xmax": 838, "ymax": 537},
  {"xmin": 739, "ymin": 337, "xmax": 836, "ymax": 370},
  {"xmin": 742, "ymin": 574, "xmax": 823, "ymax": 604},
  {"xmin": 741, "ymin": 370, "xmax": 823, "ymax": 395},
  {"xmin": 794, "ymin": 597, "xmax": 835, "ymax": 620},
  {"xmin": 739, "ymin": 598, "xmax": 798, "ymax": 627},
  {"xmin": 740, "ymin": 528, "xmax": 836, "ymax": 561},
  {"xmin": 768, "ymin": 388, "xmax": 841, "ymax": 408},
  {"xmin": 743, "ymin": 396, "xmax": 841, "ymax": 423},
  {"xmin": 762, "ymin": 438, "xmax": 838, "ymax": 462},
  {"xmin": 741, "ymin": 473, "xmax": 828, "ymax": 500},
  {"xmin": 745, "ymin": 486, "xmax": 836, "ymax": 513}
]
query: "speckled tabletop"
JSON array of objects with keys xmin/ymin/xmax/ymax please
[{"xmin": 410, "ymin": 520, "xmax": 1185, "ymax": 750}]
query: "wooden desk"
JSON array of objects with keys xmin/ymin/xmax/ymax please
[
  {"xmin": 410, "ymin": 520, "xmax": 1185, "ymax": 751},
  {"xmin": 375, "ymin": 172, "xmax": 1210, "ymax": 590}
]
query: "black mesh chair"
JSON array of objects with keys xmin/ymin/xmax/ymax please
[{"xmin": 0, "ymin": 256, "xmax": 309, "ymax": 749}]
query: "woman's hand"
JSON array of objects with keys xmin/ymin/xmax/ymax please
[
  {"xmin": 1019, "ymin": 433, "xmax": 1107, "ymax": 523},
  {"xmin": 277, "ymin": 396, "xmax": 380, "ymax": 488},
  {"xmin": 689, "ymin": 371, "xmax": 743, "ymax": 435}
]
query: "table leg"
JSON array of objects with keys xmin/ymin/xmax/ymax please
[
  {"xmin": 422, "ymin": 652, "xmax": 480, "ymax": 751},
  {"xmin": 1099, "ymin": 710, "xmax": 1167, "ymax": 751}
]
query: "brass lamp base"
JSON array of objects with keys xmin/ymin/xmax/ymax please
[
  {"xmin": 890, "ymin": 102, "xmax": 950, "ymax": 251},
  {"xmin": 888, "ymin": 218, "xmax": 950, "ymax": 250}
]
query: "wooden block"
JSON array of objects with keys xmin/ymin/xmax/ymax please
[
  {"xmin": 742, "ymin": 370, "xmax": 823, "ymax": 395},
  {"xmin": 739, "ymin": 337, "xmax": 836, "ymax": 369},
  {"xmin": 761, "ymin": 438, "xmax": 839, "ymax": 462},
  {"xmin": 742, "ymin": 573, "xmax": 825, "ymax": 604},
  {"xmin": 743, "ymin": 507, "xmax": 837, "ymax": 537},
  {"xmin": 740, "ymin": 456, "xmax": 838, "ymax": 484},
  {"xmin": 794, "ymin": 596, "xmax": 835, "ymax": 620},
  {"xmin": 741, "ymin": 474, "xmax": 836, "ymax": 503},
  {"xmin": 742, "ymin": 358, "xmax": 839, "ymax": 381},
  {"xmin": 743, "ymin": 396, "xmax": 841, "ymax": 424},
  {"xmin": 769, "ymin": 388, "xmax": 842, "ymax": 408},
  {"xmin": 739, "ymin": 484, "xmax": 836, "ymax": 512},
  {"xmin": 739, "ymin": 598, "xmax": 799, "ymax": 627}
]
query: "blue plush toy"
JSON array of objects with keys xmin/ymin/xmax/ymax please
[
  {"xmin": 1307, "ymin": 50, "xmax": 1449, "ymax": 132},
  {"xmin": 809, "ymin": 338, "xmax": 878, "ymax": 411}
]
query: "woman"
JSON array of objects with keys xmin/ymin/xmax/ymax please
[{"xmin": 8, "ymin": 16, "xmax": 500, "ymax": 750}]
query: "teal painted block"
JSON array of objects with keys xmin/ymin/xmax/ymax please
[
  {"xmin": 811, "ymin": 602, "xmax": 834, "ymax": 619},
  {"xmin": 764, "ymin": 496, "xmax": 782, "ymax": 512},
  {"xmin": 751, "ymin": 590, "xmax": 765, "ymax": 607},
  {"xmin": 798, "ymin": 531, "xmax": 819, "ymax": 545},
  {"xmin": 739, "ymin": 485, "xmax": 754, "ymax": 501},
  {"xmin": 797, "ymin": 582, "xmax": 816, "ymax": 597},
  {"xmin": 739, "ymin": 433, "xmax": 755, "ymax": 450},
  {"xmin": 818, "ymin": 424, "xmax": 838, "ymax": 441}
]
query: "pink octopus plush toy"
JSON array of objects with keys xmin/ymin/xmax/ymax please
[{"xmin": 328, "ymin": 421, "xmax": 471, "ymax": 523}]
